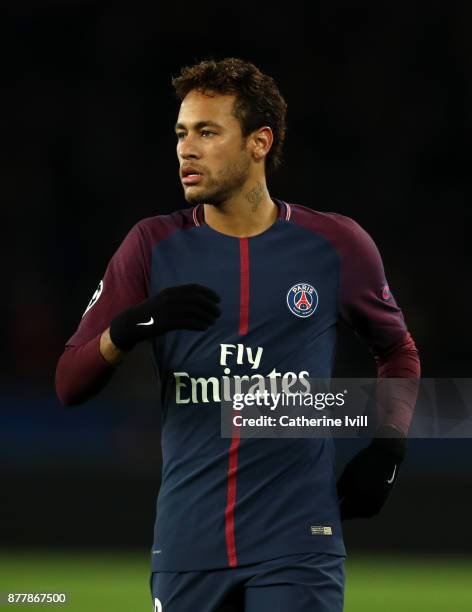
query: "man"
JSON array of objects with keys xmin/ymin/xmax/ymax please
[{"xmin": 56, "ymin": 58, "xmax": 420, "ymax": 611}]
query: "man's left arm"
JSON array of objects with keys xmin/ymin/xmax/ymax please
[{"xmin": 336, "ymin": 217, "xmax": 421, "ymax": 519}]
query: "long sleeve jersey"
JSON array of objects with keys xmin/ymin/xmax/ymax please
[{"xmin": 56, "ymin": 200, "xmax": 420, "ymax": 571}]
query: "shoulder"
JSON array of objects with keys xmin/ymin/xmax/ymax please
[
  {"xmin": 128, "ymin": 207, "xmax": 196, "ymax": 246},
  {"xmin": 288, "ymin": 202, "xmax": 362, "ymax": 236},
  {"xmin": 287, "ymin": 202, "xmax": 377, "ymax": 256}
]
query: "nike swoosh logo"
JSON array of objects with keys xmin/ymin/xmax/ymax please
[
  {"xmin": 387, "ymin": 465, "xmax": 397, "ymax": 484},
  {"xmin": 136, "ymin": 317, "xmax": 154, "ymax": 326}
]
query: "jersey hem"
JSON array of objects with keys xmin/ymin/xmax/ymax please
[{"xmin": 151, "ymin": 538, "xmax": 346, "ymax": 572}]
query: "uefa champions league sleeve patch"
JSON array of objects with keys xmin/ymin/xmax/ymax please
[
  {"xmin": 82, "ymin": 280, "xmax": 104, "ymax": 317},
  {"xmin": 286, "ymin": 282, "xmax": 319, "ymax": 318}
]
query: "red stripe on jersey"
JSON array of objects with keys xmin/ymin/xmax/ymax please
[
  {"xmin": 225, "ymin": 433, "xmax": 240, "ymax": 567},
  {"xmin": 224, "ymin": 237, "xmax": 249, "ymax": 567}
]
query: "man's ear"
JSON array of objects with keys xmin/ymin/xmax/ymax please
[{"xmin": 251, "ymin": 126, "xmax": 273, "ymax": 161}]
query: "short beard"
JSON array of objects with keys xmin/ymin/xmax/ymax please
[{"xmin": 184, "ymin": 154, "xmax": 251, "ymax": 209}]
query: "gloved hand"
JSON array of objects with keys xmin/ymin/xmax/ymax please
[
  {"xmin": 337, "ymin": 425, "xmax": 406, "ymax": 520},
  {"xmin": 109, "ymin": 284, "xmax": 221, "ymax": 351}
]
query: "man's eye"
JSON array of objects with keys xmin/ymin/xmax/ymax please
[
  {"xmin": 176, "ymin": 132, "xmax": 186, "ymax": 140},
  {"xmin": 201, "ymin": 130, "xmax": 215, "ymax": 137}
]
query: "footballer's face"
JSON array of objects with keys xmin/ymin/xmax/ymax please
[{"xmin": 175, "ymin": 90, "xmax": 252, "ymax": 207}]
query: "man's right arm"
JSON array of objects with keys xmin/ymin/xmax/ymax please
[
  {"xmin": 55, "ymin": 331, "xmax": 122, "ymax": 406},
  {"xmin": 56, "ymin": 282, "xmax": 221, "ymax": 406},
  {"xmin": 55, "ymin": 219, "xmax": 221, "ymax": 406},
  {"xmin": 55, "ymin": 222, "xmax": 151, "ymax": 407}
]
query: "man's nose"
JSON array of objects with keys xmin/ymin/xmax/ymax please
[{"xmin": 178, "ymin": 135, "xmax": 201, "ymax": 159}]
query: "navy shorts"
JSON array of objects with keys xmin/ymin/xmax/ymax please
[{"xmin": 150, "ymin": 552, "xmax": 345, "ymax": 612}]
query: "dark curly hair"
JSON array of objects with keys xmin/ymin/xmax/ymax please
[{"xmin": 172, "ymin": 58, "xmax": 287, "ymax": 175}]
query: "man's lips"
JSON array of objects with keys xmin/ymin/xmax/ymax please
[
  {"xmin": 181, "ymin": 167, "xmax": 204, "ymax": 186},
  {"xmin": 182, "ymin": 174, "xmax": 203, "ymax": 185}
]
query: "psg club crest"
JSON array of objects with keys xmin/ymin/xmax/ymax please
[{"xmin": 286, "ymin": 282, "xmax": 319, "ymax": 318}]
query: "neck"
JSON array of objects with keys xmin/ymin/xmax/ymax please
[{"xmin": 203, "ymin": 179, "xmax": 277, "ymax": 238}]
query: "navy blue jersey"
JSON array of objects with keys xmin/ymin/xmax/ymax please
[{"xmin": 67, "ymin": 200, "xmax": 411, "ymax": 571}]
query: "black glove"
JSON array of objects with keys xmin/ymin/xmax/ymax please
[
  {"xmin": 337, "ymin": 425, "xmax": 406, "ymax": 520},
  {"xmin": 109, "ymin": 284, "xmax": 221, "ymax": 351}
]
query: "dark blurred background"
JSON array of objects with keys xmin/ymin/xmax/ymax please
[{"xmin": 1, "ymin": 0, "xmax": 471, "ymax": 555}]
